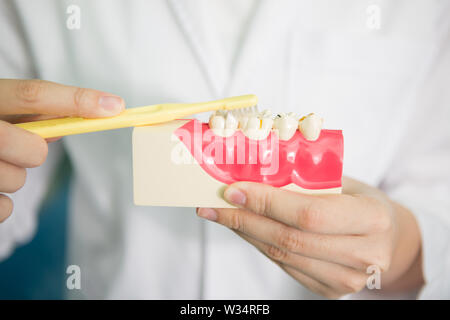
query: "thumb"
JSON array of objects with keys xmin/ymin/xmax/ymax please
[{"xmin": 0, "ymin": 79, "xmax": 125, "ymax": 118}]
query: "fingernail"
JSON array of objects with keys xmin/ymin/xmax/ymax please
[
  {"xmin": 98, "ymin": 95, "xmax": 124, "ymax": 114},
  {"xmin": 224, "ymin": 187, "xmax": 246, "ymax": 206},
  {"xmin": 197, "ymin": 208, "xmax": 218, "ymax": 221}
]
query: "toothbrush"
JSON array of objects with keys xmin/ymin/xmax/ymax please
[{"xmin": 15, "ymin": 94, "xmax": 258, "ymax": 139}]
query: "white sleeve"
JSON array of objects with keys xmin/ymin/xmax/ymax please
[
  {"xmin": 0, "ymin": 0, "xmax": 63, "ymax": 260},
  {"xmin": 380, "ymin": 37, "xmax": 450, "ymax": 299}
]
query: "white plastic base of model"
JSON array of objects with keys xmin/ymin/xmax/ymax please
[{"xmin": 133, "ymin": 120, "xmax": 341, "ymax": 208}]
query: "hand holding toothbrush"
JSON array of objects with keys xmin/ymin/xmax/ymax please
[{"xmin": 0, "ymin": 79, "xmax": 124, "ymax": 223}]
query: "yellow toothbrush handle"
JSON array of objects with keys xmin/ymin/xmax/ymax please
[{"xmin": 15, "ymin": 94, "xmax": 257, "ymax": 139}]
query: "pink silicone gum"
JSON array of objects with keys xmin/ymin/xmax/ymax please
[{"xmin": 175, "ymin": 119, "xmax": 343, "ymax": 190}]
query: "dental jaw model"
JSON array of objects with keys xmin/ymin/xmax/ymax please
[{"xmin": 133, "ymin": 109, "xmax": 342, "ymax": 208}]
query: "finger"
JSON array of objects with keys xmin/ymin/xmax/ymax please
[
  {"xmin": 0, "ymin": 79, "xmax": 125, "ymax": 118},
  {"xmin": 0, "ymin": 160, "xmax": 26, "ymax": 193},
  {"xmin": 0, "ymin": 194, "xmax": 13, "ymax": 222},
  {"xmin": 0, "ymin": 120, "xmax": 48, "ymax": 167},
  {"xmin": 223, "ymin": 181, "xmax": 390, "ymax": 235},
  {"xmin": 236, "ymin": 230, "xmax": 368, "ymax": 295},
  {"xmin": 198, "ymin": 207, "xmax": 384, "ymax": 271}
]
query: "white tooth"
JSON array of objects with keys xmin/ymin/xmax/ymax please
[
  {"xmin": 273, "ymin": 114, "xmax": 297, "ymax": 140},
  {"xmin": 259, "ymin": 116, "xmax": 273, "ymax": 140},
  {"xmin": 223, "ymin": 113, "xmax": 238, "ymax": 137},
  {"xmin": 209, "ymin": 114, "xmax": 225, "ymax": 129},
  {"xmin": 238, "ymin": 116, "xmax": 249, "ymax": 129},
  {"xmin": 298, "ymin": 113, "xmax": 323, "ymax": 141},
  {"xmin": 225, "ymin": 113, "xmax": 238, "ymax": 130},
  {"xmin": 244, "ymin": 128, "xmax": 270, "ymax": 140},
  {"xmin": 243, "ymin": 115, "xmax": 271, "ymax": 140},
  {"xmin": 209, "ymin": 114, "xmax": 225, "ymax": 136},
  {"xmin": 261, "ymin": 117, "xmax": 273, "ymax": 131},
  {"xmin": 246, "ymin": 116, "xmax": 260, "ymax": 130}
]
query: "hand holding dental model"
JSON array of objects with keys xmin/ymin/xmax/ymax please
[
  {"xmin": 197, "ymin": 177, "xmax": 424, "ymax": 298},
  {"xmin": 134, "ymin": 105, "xmax": 424, "ymax": 297},
  {"xmin": 195, "ymin": 109, "xmax": 423, "ymax": 297}
]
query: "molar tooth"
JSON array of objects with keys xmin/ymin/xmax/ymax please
[
  {"xmin": 209, "ymin": 114, "xmax": 225, "ymax": 129},
  {"xmin": 259, "ymin": 114, "xmax": 273, "ymax": 140},
  {"xmin": 225, "ymin": 113, "xmax": 238, "ymax": 130},
  {"xmin": 209, "ymin": 114, "xmax": 225, "ymax": 136},
  {"xmin": 242, "ymin": 115, "xmax": 271, "ymax": 140},
  {"xmin": 246, "ymin": 116, "xmax": 260, "ymax": 130},
  {"xmin": 223, "ymin": 113, "xmax": 238, "ymax": 137},
  {"xmin": 273, "ymin": 113, "xmax": 297, "ymax": 141},
  {"xmin": 298, "ymin": 113, "xmax": 323, "ymax": 141},
  {"xmin": 261, "ymin": 117, "xmax": 273, "ymax": 131},
  {"xmin": 238, "ymin": 116, "xmax": 249, "ymax": 129}
]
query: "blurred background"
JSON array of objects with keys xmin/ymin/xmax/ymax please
[{"xmin": 0, "ymin": 154, "xmax": 71, "ymax": 299}]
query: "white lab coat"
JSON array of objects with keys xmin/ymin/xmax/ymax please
[{"xmin": 1, "ymin": 0, "xmax": 449, "ymax": 299}]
